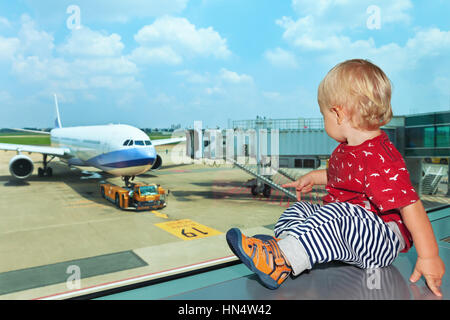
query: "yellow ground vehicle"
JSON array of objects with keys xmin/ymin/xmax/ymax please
[
  {"xmin": 424, "ymin": 158, "xmax": 449, "ymax": 164},
  {"xmin": 100, "ymin": 182, "xmax": 168, "ymax": 211}
]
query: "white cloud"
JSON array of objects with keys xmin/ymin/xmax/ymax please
[
  {"xmin": 317, "ymin": 28, "xmax": 450, "ymax": 74},
  {"xmin": 58, "ymin": 27, "xmax": 124, "ymax": 57},
  {"xmin": 382, "ymin": 0, "xmax": 413, "ymax": 24},
  {"xmin": 291, "ymin": 0, "xmax": 412, "ymax": 25},
  {"xmin": 89, "ymin": 76, "xmax": 142, "ymax": 90},
  {"xmin": 174, "ymin": 70, "xmax": 210, "ymax": 84},
  {"xmin": 405, "ymin": 28, "xmax": 450, "ymax": 58},
  {"xmin": 172, "ymin": 68, "xmax": 255, "ymax": 109},
  {"xmin": 279, "ymin": 0, "xmax": 414, "ymax": 52},
  {"xmin": 219, "ymin": 68, "xmax": 253, "ymax": 84},
  {"xmin": 276, "ymin": 15, "xmax": 347, "ymax": 50},
  {"xmin": 133, "ymin": 16, "xmax": 231, "ymax": 64},
  {"xmin": 72, "ymin": 57, "xmax": 138, "ymax": 75},
  {"xmin": 12, "ymin": 56, "xmax": 70, "ymax": 82},
  {"xmin": 129, "ymin": 46, "xmax": 182, "ymax": 65},
  {"xmin": 275, "ymin": 1, "xmax": 450, "ymax": 74},
  {"xmin": 264, "ymin": 47, "xmax": 299, "ymax": 68},
  {"xmin": 18, "ymin": 14, "xmax": 54, "ymax": 57},
  {"xmin": 205, "ymin": 86, "xmax": 224, "ymax": 95},
  {"xmin": 9, "ymin": 16, "xmax": 142, "ymax": 98},
  {"xmin": 0, "ymin": 36, "xmax": 20, "ymax": 61},
  {"xmin": 0, "ymin": 17, "xmax": 12, "ymax": 29}
]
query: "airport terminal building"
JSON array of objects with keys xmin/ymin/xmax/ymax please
[{"xmin": 189, "ymin": 110, "xmax": 450, "ymax": 197}]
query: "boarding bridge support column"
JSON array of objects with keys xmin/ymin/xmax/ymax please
[{"xmin": 405, "ymin": 158, "xmax": 422, "ymax": 197}]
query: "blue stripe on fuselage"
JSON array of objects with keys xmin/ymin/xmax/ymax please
[{"xmin": 86, "ymin": 147, "xmax": 156, "ymax": 169}]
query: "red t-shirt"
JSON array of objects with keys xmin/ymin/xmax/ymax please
[{"xmin": 322, "ymin": 130, "xmax": 419, "ymax": 252}]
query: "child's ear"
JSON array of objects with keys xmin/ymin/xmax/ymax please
[{"xmin": 331, "ymin": 105, "xmax": 346, "ymax": 125}]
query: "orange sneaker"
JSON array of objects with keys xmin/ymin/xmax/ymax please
[{"xmin": 226, "ymin": 228, "xmax": 291, "ymax": 289}]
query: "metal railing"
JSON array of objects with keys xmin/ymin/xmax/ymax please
[
  {"xmin": 227, "ymin": 158, "xmax": 298, "ymax": 201},
  {"xmin": 230, "ymin": 118, "xmax": 324, "ymax": 130}
]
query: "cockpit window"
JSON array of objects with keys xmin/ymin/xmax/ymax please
[
  {"xmin": 135, "ymin": 140, "xmax": 144, "ymax": 146},
  {"xmin": 123, "ymin": 139, "xmax": 130, "ymax": 146},
  {"xmin": 128, "ymin": 140, "xmax": 134, "ymax": 146},
  {"xmin": 145, "ymin": 140, "xmax": 152, "ymax": 146}
]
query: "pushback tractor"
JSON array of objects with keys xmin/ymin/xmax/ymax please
[{"xmin": 100, "ymin": 182, "xmax": 168, "ymax": 211}]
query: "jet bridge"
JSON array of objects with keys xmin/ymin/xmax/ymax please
[{"xmin": 185, "ymin": 127, "xmax": 338, "ymax": 199}]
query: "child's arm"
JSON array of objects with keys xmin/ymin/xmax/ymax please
[
  {"xmin": 400, "ymin": 200, "xmax": 445, "ymax": 296},
  {"xmin": 282, "ymin": 169, "xmax": 327, "ymax": 200}
]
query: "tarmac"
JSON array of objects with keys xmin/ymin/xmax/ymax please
[
  {"xmin": 0, "ymin": 144, "xmax": 448, "ymax": 299},
  {"xmin": 0, "ymin": 144, "xmax": 302, "ymax": 299}
]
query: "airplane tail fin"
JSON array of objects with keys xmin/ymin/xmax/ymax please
[{"xmin": 54, "ymin": 94, "xmax": 62, "ymax": 128}]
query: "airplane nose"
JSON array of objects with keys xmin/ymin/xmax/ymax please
[
  {"xmin": 128, "ymin": 147, "xmax": 154, "ymax": 166},
  {"xmin": 90, "ymin": 145, "xmax": 158, "ymax": 177},
  {"xmin": 142, "ymin": 146, "xmax": 157, "ymax": 165}
]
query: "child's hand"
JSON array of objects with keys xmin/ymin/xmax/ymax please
[
  {"xmin": 281, "ymin": 175, "xmax": 315, "ymax": 201},
  {"xmin": 410, "ymin": 255, "xmax": 445, "ymax": 297}
]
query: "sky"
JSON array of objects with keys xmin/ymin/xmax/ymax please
[{"xmin": 0, "ymin": 0, "xmax": 449, "ymax": 128}]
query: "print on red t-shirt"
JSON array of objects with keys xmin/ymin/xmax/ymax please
[{"xmin": 323, "ymin": 130, "xmax": 419, "ymax": 252}]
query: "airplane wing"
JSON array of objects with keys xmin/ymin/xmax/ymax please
[
  {"xmin": 0, "ymin": 143, "xmax": 71, "ymax": 157},
  {"xmin": 152, "ymin": 137, "xmax": 186, "ymax": 146},
  {"xmin": 11, "ymin": 128, "xmax": 51, "ymax": 135}
]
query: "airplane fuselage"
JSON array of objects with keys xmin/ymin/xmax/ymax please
[{"xmin": 51, "ymin": 124, "xmax": 157, "ymax": 176}]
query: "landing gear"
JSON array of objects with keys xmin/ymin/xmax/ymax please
[
  {"xmin": 122, "ymin": 175, "xmax": 135, "ymax": 187},
  {"xmin": 38, "ymin": 154, "xmax": 55, "ymax": 177},
  {"xmin": 246, "ymin": 179, "xmax": 272, "ymax": 198},
  {"xmin": 262, "ymin": 184, "xmax": 272, "ymax": 197}
]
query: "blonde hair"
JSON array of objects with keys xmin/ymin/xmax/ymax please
[{"xmin": 318, "ymin": 59, "xmax": 393, "ymax": 130}]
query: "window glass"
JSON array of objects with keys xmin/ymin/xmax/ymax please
[
  {"xmin": 406, "ymin": 127, "xmax": 427, "ymax": 148},
  {"xmin": 436, "ymin": 126, "xmax": 450, "ymax": 148},
  {"xmin": 3, "ymin": 2, "xmax": 449, "ymax": 301},
  {"xmin": 424, "ymin": 127, "xmax": 435, "ymax": 148},
  {"xmin": 139, "ymin": 185, "xmax": 158, "ymax": 196}
]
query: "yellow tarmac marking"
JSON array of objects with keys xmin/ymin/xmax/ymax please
[
  {"xmin": 151, "ymin": 210, "xmax": 168, "ymax": 219},
  {"xmin": 155, "ymin": 219, "xmax": 221, "ymax": 241}
]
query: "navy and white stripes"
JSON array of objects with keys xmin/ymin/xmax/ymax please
[{"xmin": 274, "ymin": 201, "xmax": 401, "ymax": 272}]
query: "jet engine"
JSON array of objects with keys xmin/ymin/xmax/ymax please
[
  {"xmin": 9, "ymin": 154, "xmax": 34, "ymax": 179},
  {"xmin": 151, "ymin": 154, "xmax": 162, "ymax": 170}
]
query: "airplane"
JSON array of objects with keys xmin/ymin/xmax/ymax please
[{"xmin": 0, "ymin": 94, "xmax": 185, "ymax": 186}]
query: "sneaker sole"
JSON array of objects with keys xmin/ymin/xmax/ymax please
[{"xmin": 226, "ymin": 228, "xmax": 281, "ymax": 290}]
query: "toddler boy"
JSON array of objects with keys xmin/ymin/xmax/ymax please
[{"xmin": 226, "ymin": 59, "xmax": 445, "ymax": 296}]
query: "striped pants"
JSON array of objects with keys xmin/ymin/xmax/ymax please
[{"xmin": 274, "ymin": 201, "xmax": 402, "ymax": 276}]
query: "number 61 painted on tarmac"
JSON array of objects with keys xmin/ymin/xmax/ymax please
[{"xmin": 181, "ymin": 227, "xmax": 209, "ymax": 238}]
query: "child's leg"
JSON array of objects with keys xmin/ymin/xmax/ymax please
[
  {"xmin": 274, "ymin": 201, "xmax": 402, "ymax": 276},
  {"xmin": 274, "ymin": 201, "xmax": 322, "ymax": 232},
  {"xmin": 274, "ymin": 201, "xmax": 322, "ymax": 275}
]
